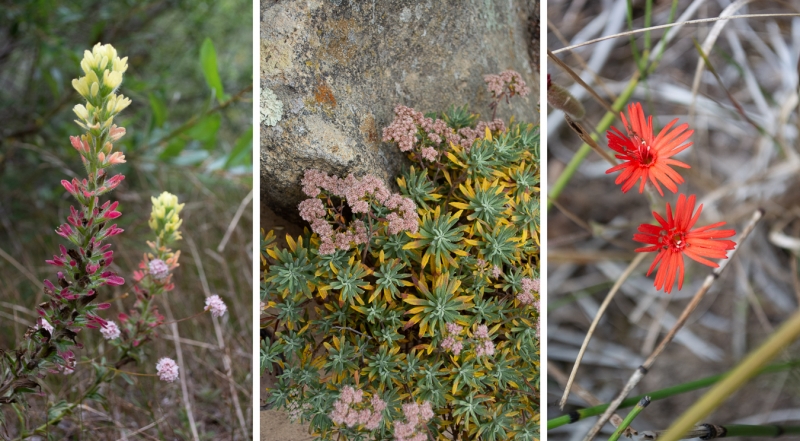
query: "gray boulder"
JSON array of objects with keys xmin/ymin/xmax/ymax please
[{"xmin": 261, "ymin": 0, "xmax": 539, "ymax": 222}]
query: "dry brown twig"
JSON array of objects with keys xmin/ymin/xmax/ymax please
[{"xmin": 559, "ymin": 253, "xmax": 647, "ymax": 409}]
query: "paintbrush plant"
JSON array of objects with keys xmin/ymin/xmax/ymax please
[
  {"xmin": 0, "ymin": 44, "xmax": 228, "ymax": 436},
  {"xmin": 0, "ymin": 44, "xmax": 132, "ymax": 408}
]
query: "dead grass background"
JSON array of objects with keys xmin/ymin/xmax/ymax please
[{"xmin": 0, "ymin": 169, "xmax": 253, "ymax": 439}]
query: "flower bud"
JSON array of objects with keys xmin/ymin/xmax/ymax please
[
  {"xmin": 103, "ymin": 70, "xmax": 122, "ymax": 90},
  {"xmin": 73, "ymin": 104, "xmax": 89, "ymax": 121},
  {"xmin": 112, "ymin": 56, "xmax": 128, "ymax": 74},
  {"xmin": 547, "ymin": 75, "xmax": 585, "ymax": 120},
  {"xmin": 72, "ymin": 78, "xmax": 90, "ymax": 97},
  {"xmin": 108, "ymin": 125, "xmax": 126, "ymax": 142}
]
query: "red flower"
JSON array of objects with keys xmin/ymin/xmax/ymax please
[
  {"xmin": 634, "ymin": 194, "xmax": 736, "ymax": 293},
  {"xmin": 606, "ymin": 103, "xmax": 693, "ymax": 196}
]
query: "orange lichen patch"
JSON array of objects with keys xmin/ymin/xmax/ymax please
[
  {"xmin": 359, "ymin": 114, "xmax": 379, "ymax": 148},
  {"xmin": 314, "ymin": 78, "xmax": 337, "ymax": 108},
  {"xmin": 321, "ymin": 19, "xmax": 360, "ymax": 65}
]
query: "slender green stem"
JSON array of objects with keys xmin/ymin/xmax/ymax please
[
  {"xmin": 547, "ymin": 359, "xmax": 800, "ymax": 430},
  {"xmin": 546, "ymin": 79, "xmax": 639, "ymax": 211},
  {"xmin": 547, "ymin": 0, "xmax": 680, "ymax": 211},
  {"xmin": 609, "ymin": 397, "xmax": 650, "ymax": 441},
  {"xmin": 647, "ymin": 424, "xmax": 800, "ymax": 439},
  {"xmin": 643, "ymin": 0, "xmax": 653, "ymax": 66},
  {"xmin": 723, "ymin": 425, "xmax": 800, "ymax": 438},
  {"xmin": 139, "ymin": 85, "xmax": 251, "ymax": 153},
  {"xmin": 16, "ymin": 370, "xmax": 111, "ymax": 440},
  {"xmin": 660, "ymin": 310, "xmax": 800, "ymax": 441},
  {"xmin": 626, "ymin": 0, "xmax": 642, "ymax": 69}
]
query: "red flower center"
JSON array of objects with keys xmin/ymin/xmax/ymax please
[
  {"xmin": 628, "ymin": 134, "xmax": 656, "ymax": 166},
  {"xmin": 660, "ymin": 229, "xmax": 687, "ymax": 252}
]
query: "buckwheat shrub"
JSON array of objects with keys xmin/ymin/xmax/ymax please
[{"xmin": 263, "ymin": 72, "xmax": 540, "ymax": 440}]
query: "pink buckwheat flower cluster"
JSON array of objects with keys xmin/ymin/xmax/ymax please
[
  {"xmin": 393, "ymin": 401, "xmax": 435, "ymax": 441},
  {"xmin": 454, "ymin": 119, "xmax": 506, "ymax": 152},
  {"xmin": 383, "ymin": 105, "xmax": 507, "ymax": 155},
  {"xmin": 474, "ymin": 324, "xmax": 496, "ymax": 357},
  {"xmin": 491, "ymin": 265, "xmax": 503, "ymax": 279},
  {"xmin": 100, "ymin": 321, "xmax": 121, "ymax": 340},
  {"xmin": 517, "ymin": 277, "xmax": 540, "ymax": 306},
  {"xmin": 284, "ymin": 388, "xmax": 312, "ymax": 422},
  {"xmin": 484, "ymin": 70, "xmax": 531, "ymax": 99},
  {"xmin": 329, "ymin": 386, "xmax": 386, "ymax": 431},
  {"xmin": 381, "ymin": 105, "xmax": 453, "ymax": 154},
  {"xmin": 440, "ymin": 322, "xmax": 464, "ymax": 355},
  {"xmin": 299, "ymin": 169, "xmax": 419, "ymax": 255},
  {"xmin": 204, "ymin": 294, "xmax": 228, "ymax": 318},
  {"xmin": 156, "ymin": 357, "xmax": 179, "ymax": 382}
]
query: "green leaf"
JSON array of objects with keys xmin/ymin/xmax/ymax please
[
  {"xmin": 224, "ymin": 127, "xmax": 253, "ymax": 168},
  {"xmin": 119, "ymin": 372, "xmax": 135, "ymax": 385},
  {"xmin": 171, "ymin": 149, "xmax": 210, "ymax": 166},
  {"xmin": 148, "ymin": 92, "xmax": 167, "ymax": 128},
  {"xmin": 47, "ymin": 400, "xmax": 72, "ymax": 422},
  {"xmin": 186, "ymin": 114, "xmax": 221, "ymax": 149},
  {"xmin": 200, "ymin": 37, "xmax": 225, "ymax": 103},
  {"xmin": 159, "ymin": 138, "xmax": 187, "ymax": 159}
]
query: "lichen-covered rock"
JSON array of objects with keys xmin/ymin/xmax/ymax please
[{"xmin": 261, "ymin": 0, "xmax": 538, "ymax": 221}]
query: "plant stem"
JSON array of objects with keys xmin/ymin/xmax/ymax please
[
  {"xmin": 547, "ymin": 359, "xmax": 800, "ymax": 430},
  {"xmin": 547, "ymin": 0, "xmax": 681, "ymax": 211},
  {"xmin": 559, "ymin": 253, "xmax": 646, "ymax": 409},
  {"xmin": 546, "ymin": 77, "xmax": 639, "ymax": 211},
  {"xmin": 644, "ymin": 424, "xmax": 800, "ymax": 440},
  {"xmin": 659, "ymin": 309, "xmax": 800, "ymax": 441},
  {"xmin": 608, "ymin": 397, "xmax": 650, "ymax": 441}
]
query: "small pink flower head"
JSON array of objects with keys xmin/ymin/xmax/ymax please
[
  {"xmin": 517, "ymin": 292, "xmax": 535, "ymax": 305},
  {"xmin": 156, "ymin": 357, "xmax": 179, "ymax": 382},
  {"xmin": 148, "ymin": 259, "xmax": 170, "ymax": 280},
  {"xmin": 475, "ymin": 324, "xmax": 489, "ymax": 339},
  {"xmin": 371, "ymin": 394, "xmax": 386, "ymax": 413},
  {"xmin": 340, "ymin": 385, "xmax": 356, "ymax": 404},
  {"xmin": 492, "ymin": 265, "xmax": 502, "ymax": 278},
  {"xmin": 445, "ymin": 322, "xmax": 463, "ymax": 335},
  {"xmin": 100, "ymin": 321, "xmax": 121, "ymax": 340},
  {"xmin": 420, "ymin": 146, "xmax": 437, "ymax": 161},
  {"xmin": 521, "ymin": 277, "xmax": 540, "ymax": 294},
  {"xmin": 365, "ymin": 412, "xmax": 382, "ymax": 430},
  {"xmin": 419, "ymin": 401, "xmax": 434, "ymax": 422},
  {"xmin": 204, "ymin": 295, "xmax": 227, "ymax": 318},
  {"xmin": 402, "ymin": 402, "xmax": 420, "ymax": 420},
  {"xmin": 440, "ymin": 336, "xmax": 458, "ymax": 354},
  {"xmin": 484, "ymin": 70, "xmax": 530, "ymax": 98},
  {"xmin": 475, "ymin": 340, "xmax": 496, "ymax": 357}
]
